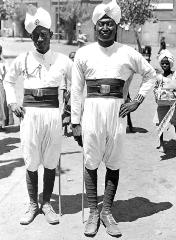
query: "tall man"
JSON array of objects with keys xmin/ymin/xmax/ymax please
[
  {"xmin": 71, "ymin": 0, "xmax": 156, "ymax": 237},
  {"xmin": 4, "ymin": 6, "xmax": 72, "ymax": 225}
]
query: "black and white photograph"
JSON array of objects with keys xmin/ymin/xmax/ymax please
[{"xmin": 0, "ymin": 0, "xmax": 176, "ymax": 239}]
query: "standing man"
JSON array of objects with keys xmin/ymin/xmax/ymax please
[
  {"xmin": 158, "ymin": 36, "xmax": 166, "ymax": 55},
  {"xmin": 71, "ymin": 0, "xmax": 156, "ymax": 237},
  {"xmin": 4, "ymin": 6, "xmax": 72, "ymax": 225}
]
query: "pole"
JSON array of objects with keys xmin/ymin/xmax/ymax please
[
  {"xmin": 82, "ymin": 152, "xmax": 85, "ymax": 223},
  {"xmin": 58, "ymin": 154, "xmax": 62, "ymax": 216}
]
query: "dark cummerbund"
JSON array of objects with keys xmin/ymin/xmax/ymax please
[
  {"xmin": 86, "ymin": 78, "xmax": 125, "ymax": 98},
  {"xmin": 23, "ymin": 87, "xmax": 59, "ymax": 108}
]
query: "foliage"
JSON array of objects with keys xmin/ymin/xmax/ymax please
[
  {"xmin": 0, "ymin": 0, "xmax": 15, "ymax": 19},
  {"xmin": 118, "ymin": 0, "xmax": 155, "ymax": 26},
  {"xmin": 0, "ymin": 0, "xmax": 26, "ymax": 21},
  {"xmin": 59, "ymin": 1, "xmax": 92, "ymax": 44},
  {"xmin": 118, "ymin": 0, "xmax": 158, "ymax": 52}
]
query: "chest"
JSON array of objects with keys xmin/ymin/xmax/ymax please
[{"xmin": 21, "ymin": 53, "xmax": 66, "ymax": 81}]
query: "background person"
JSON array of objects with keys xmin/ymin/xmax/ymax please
[
  {"xmin": 153, "ymin": 49, "xmax": 176, "ymax": 151},
  {"xmin": 158, "ymin": 36, "xmax": 166, "ymax": 55},
  {"xmin": 0, "ymin": 45, "xmax": 13, "ymax": 130}
]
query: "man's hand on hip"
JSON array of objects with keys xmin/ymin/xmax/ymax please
[
  {"xmin": 119, "ymin": 101, "xmax": 140, "ymax": 118},
  {"xmin": 9, "ymin": 103, "xmax": 25, "ymax": 119}
]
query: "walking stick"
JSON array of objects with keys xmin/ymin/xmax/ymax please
[
  {"xmin": 58, "ymin": 154, "xmax": 62, "ymax": 217},
  {"xmin": 82, "ymin": 152, "xmax": 85, "ymax": 223}
]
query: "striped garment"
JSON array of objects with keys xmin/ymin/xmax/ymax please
[{"xmin": 157, "ymin": 100, "xmax": 176, "ymax": 138}]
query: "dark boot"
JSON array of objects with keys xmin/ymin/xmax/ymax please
[
  {"xmin": 42, "ymin": 168, "xmax": 59, "ymax": 224},
  {"xmin": 20, "ymin": 170, "xmax": 39, "ymax": 225},
  {"xmin": 100, "ymin": 168, "xmax": 121, "ymax": 237},
  {"xmin": 84, "ymin": 167, "xmax": 100, "ymax": 236}
]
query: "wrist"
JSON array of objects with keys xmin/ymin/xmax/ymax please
[
  {"xmin": 133, "ymin": 94, "xmax": 145, "ymax": 105},
  {"xmin": 71, "ymin": 123, "xmax": 80, "ymax": 128}
]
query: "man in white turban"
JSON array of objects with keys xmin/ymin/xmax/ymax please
[
  {"xmin": 4, "ymin": 5, "xmax": 72, "ymax": 225},
  {"xmin": 71, "ymin": 0, "xmax": 156, "ymax": 237}
]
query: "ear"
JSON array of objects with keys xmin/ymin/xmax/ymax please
[
  {"xmin": 50, "ymin": 30, "xmax": 53, "ymax": 39},
  {"xmin": 30, "ymin": 34, "xmax": 33, "ymax": 41}
]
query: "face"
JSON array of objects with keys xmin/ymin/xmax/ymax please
[
  {"xmin": 31, "ymin": 25, "xmax": 52, "ymax": 54},
  {"xmin": 69, "ymin": 52, "xmax": 76, "ymax": 61},
  {"xmin": 160, "ymin": 57, "xmax": 170, "ymax": 71},
  {"xmin": 95, "ymin": 15, "xmax": 117, "ymax": 43}
]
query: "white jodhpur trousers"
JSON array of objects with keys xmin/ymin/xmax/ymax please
[
  {"xmin": 82, "ymin": 98, "xmax": 126, "ymax": 170},
  {"xmin": 20, "ymin": 107, "xmax": 62, "ymax": 171}
]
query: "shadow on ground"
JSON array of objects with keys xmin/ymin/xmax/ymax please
[
  {"xmin": 39, "ymin": 193, "xmax": 103, "ymax": 215},
  {"xmin": 0, "ymin": 158, "xmax": 24, "ymax": 179},
  {"xmin": 160, "ymin": 139, "xmax": 176, "ymax": 161},
  {"xmin": 111, "ymin": 197, "xmax": 172, "ymax": 222},
  {"xmin": 0, "ymin": 137, "xmax": 20, "ymax": 155},
  {"xmin": 39, "ymin": 194, "xmax": 172, "ymax": 222},
  {"xmin": 5, "ymin": 125, "xmax": 20, "ymax": 133},
  {"xmin": 126, "ymin": 126, "xmax": 148, "ymax": 134}
]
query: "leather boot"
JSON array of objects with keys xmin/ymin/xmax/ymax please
[
  {"xmin": 100, "ymin": 210, "xmax": 121, "ymax": 237},
  {"xmin": 84, "ymin": 167, "xmax": 99, "ymax": 236},
  {"xmin": 42, "ymin": 168, "xmax": 59, "ymax": 224},
  {"xmin": 84, "ymin": 209, "xmax": 100, "ymax": 236},
  {"xmin": 20, "ymin": 170, "xmax": 39, "ymax": 225},
  {"xmin": 20, "ymin": 202, "xmax": 39, "ymax": 225},
  {"xmin": 42, "ymin": 202, "xmax": 60, "ymax": 224},
  {"xmin": 101, "ymin": 168, "xmax": 121, "ymax": 236}
]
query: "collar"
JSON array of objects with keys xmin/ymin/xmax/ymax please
[
  {"xmin": 33, "ymin": 49, "xmax": 52, "ymax": 61},
  {"xmin": 98, "ymin": 41, "xmax": 117, "ymax": 53}
]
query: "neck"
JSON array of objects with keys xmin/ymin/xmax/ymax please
[
  {"xmin": 98, "ymin": 39, "xmax": 114, "ymax": 48},
  {"xmin": 36, "ymin": 47, "xmax": 50, "ymax": 55},
  {"xmin": 163, "ymin": 69, "xmax": 172, "ymax": 77}
]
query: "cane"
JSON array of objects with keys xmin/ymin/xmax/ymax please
[
  {"xmin": 58, "ymin": 154, "xmax": 62, "ymax": 217},
  {"xmin": 82, "ymin": 152, "xmax": 85, "ymax": 223}
]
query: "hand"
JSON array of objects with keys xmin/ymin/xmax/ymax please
[
  {"xmin": 9, "ymin": 103, "xmax": 25, "ymax": 119},
  {"xmin": 71, "ymin": 124, "xmax": 83, "ymax": 147},
  {"xmin": 71, "ymin": 124, "xmax": 82, "ymax": 137},
  {"xmin": 119, "ymin": 101, "xmax": 140, "ymax": 118}
]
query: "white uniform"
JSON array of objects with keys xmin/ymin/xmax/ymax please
[
  {"xmin": 71, "ymin": 42, "xmax": 156, "ymax": 170},
  {"xmin": 4, "ymin": 49, "xmax": 72, "ymax": 171}
]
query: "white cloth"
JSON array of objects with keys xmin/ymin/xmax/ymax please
[
  {"xmin": 4, "ymin": 49, "xmax": 72, "ymax": 170},
  {"xmin": 20, "ymin": 107, "xmax": 62, "ymax": 171},
  {"xmin": 92, "ymin": 0, "xmax": 121, "ymax": 25},
  {"xmin": 4, "ymin": 49, "xmax": 72, "ymax": 104},
  {"xmin": 71, "ymin": 42, "xmax": 156, "ymax": 170},
  {"xmin": 158, "ymin": 49, "xmax": 174, "ymax": 68},
  {"xmin": 25, "ymin": 6, "xmax": 51, "ymax": 33},
  {"xmin": 82, "ymin": 98, "xmax": 126, "ymax": 170}
]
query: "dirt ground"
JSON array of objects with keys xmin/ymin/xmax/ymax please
[{"xmin": 1, "ymin": 39, "xmax": 176, "ymax": 240}]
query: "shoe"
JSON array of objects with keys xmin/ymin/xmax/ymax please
[
  {"xmin": 20, "ymin": 202, "xmax": 39, "ymax": 225},
  {"xmin": 84, "ymin": 209, "xmax": 100, "ymax": 237},
  {"xmin": 100, "ymin": 210, "xmax": 122, "ymax": 237},
  {"xmin": 42, "ymin": 202, "xmax": 60, "ymax": 224}
]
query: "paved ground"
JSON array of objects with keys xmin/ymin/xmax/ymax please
[{"xmin": 1, "ymin": 38, "xmax": 176, "ymax": 240}]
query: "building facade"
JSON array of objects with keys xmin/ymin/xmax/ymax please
[{"xmin": 2, "ymin": 0, "xmax": 176, "ymax": 46}]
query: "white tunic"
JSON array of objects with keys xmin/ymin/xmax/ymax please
[
  {"xmin": 4, "ymin": 49, "xmax": 72, "ymax": 171},
  {"xmin": 71, "ymin": 42, "xmax": 156, "ymax": 170}
]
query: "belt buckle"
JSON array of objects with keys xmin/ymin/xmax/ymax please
[
  {"xmin": 100, "ymin": 84, "xmax": 110, "ymax": 94},
  {"xmin": 35, "ymin": 89, "xmax": 43, "ymax": 97}
]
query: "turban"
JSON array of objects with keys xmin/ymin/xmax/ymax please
[
  {"xmin": 158, "ymin": 49, "xmax": 174, "ymax": 68},
  {"xmin": 25, "ymin": 5, "xmax": 51, "ymax": 34},
  {"xmin": 92, "ymin": 0, "xmax": 121, "ymax": 25}
]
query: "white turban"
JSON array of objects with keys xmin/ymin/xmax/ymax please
[
  {"xmin": 158, "ymin": 49, "xmax": 174, "ymax": 68},
  {"xmin": 92, "ymin": 0, "xmax": 121, "ymax": 25},
  {"xmin": 25, "ymin": 5, "xmax": 51, "ymax": 34}
]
